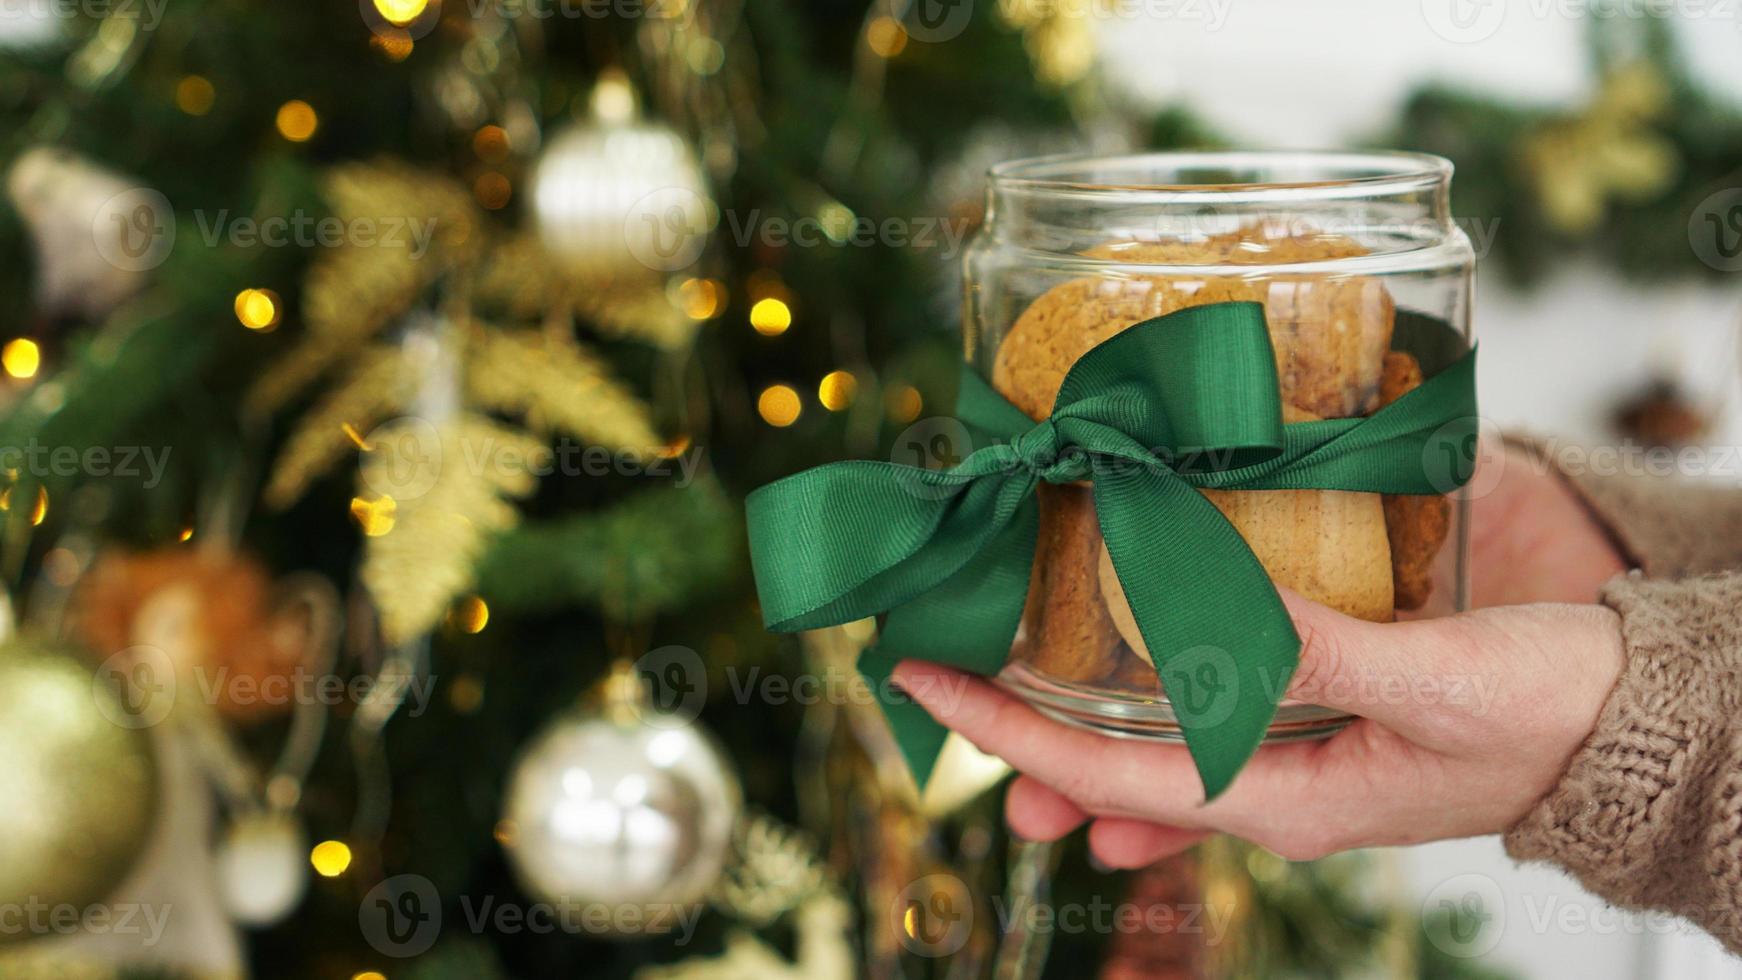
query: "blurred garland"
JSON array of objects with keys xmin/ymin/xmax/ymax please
[{"xmin": 1387, "ymin": 22, "xmax": 1742, "ymax": 285}]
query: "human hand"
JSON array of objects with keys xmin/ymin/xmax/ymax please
[{"xmin": 893, "ymin": 440, "xmax": 1633, "ymax": 869}]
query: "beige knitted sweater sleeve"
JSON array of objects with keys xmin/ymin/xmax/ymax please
[{"xmin": 1503, "ymin": 463, "xmax": 1742, "ymax": 953}]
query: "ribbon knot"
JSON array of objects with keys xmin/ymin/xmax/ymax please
[
  {"xmin": 1010, "ymin": 421, "xmax": 1091, "ymax": 483},
  {"xmin": 745, "ymin": 301, "xmax": 1478, "ymax": 800}
]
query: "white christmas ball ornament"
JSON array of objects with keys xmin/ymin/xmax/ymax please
[
  {"xmin": 214, "ymin": 810, "xmax": 309, "ymax": 927},
  {"xmin": 530, "ymin": 119, "xmax": 713, "ymax": 278},
  {"xmin": 500, "ymin": 667, "xmax": 741, "ymax": 935}
]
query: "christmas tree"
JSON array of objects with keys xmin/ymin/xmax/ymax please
[{"xmin": 22, "ymin": 1, "xmax": 1726, "ymax": 977}]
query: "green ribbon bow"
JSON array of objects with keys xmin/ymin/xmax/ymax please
[{"xmin": 746, "ymin": 301, "xmax": 1477, "ymax": 799}]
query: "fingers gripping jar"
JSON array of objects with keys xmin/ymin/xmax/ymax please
[{"xmin": 962, "ymin": 151, "xmax": 1474, "ymax": 741}]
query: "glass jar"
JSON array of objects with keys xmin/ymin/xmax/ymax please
[{"xmin": 962, "ymin": 150, "xmax": 1473, "ymax": 741}]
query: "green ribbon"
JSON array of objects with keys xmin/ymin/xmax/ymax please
[{"xmin": 746, "ymin": 301, "xmax": 1477, "ymax": 799}]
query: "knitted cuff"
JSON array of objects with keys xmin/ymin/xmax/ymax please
[{"xmin": 1503, "ymin": 572, "xmax": 1742, "ymax": 954}]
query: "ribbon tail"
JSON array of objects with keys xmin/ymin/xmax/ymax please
[
  {"xmin": 1094, "ymin": 463, "xmax": 1300, "ymax": 800},
  {"xmin": 858, "ymin": 494, "xmax": 1039, "ymax": 791}
]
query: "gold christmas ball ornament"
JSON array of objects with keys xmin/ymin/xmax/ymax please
[
  {"xmin": 530, "ymin": 109, "xmax": 713, "ymax": 280},
  {"xmin": 500, "ymin": 663, "xmax": 741, "ymax": 937},
  {"xmin": 0, "ymin": 641, "xmax": 157, "ymax": 935}
]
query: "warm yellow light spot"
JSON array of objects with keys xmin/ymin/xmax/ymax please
[
  {"xmin": 2, "ymin": 339, "xmax": 41, "ymax": 379},
  {"xmin": 342, "ymin": 422, "xmax": 372, "ymax": 451},
  {"xmin": 350, "ymin": 495, "xmax": 397, "ymax": 536},
  {"xmin": 749, "ymin": 298, "xmax": 792, "ymax": 336},
  {"xmin": 0, "ymin": 486, "xmax": 48, "ymax": 526},
  {"xmin": 590, "ymin": 68, "xmax": 635, "ymax": 123},
  {"xmin": 818, "ymin": 370, "xmax": 858, "ymax": 411},
  {"xmin": 473, "ymin": 124, "xmax": 511, "ymax": 162},
  {"xmin": 373, "ymin": 0, "xmax": 429, "ymax": 25},
  {"xmin": 370, "ymin": 34, "xmax": 414, "ymax": 61},
  {"xmin": 234, "ymin": 289, "xmax": 281, "ymax": 331},
  {"xmin": 902, "ymin": 902, "xmax": 920, "ymax": 938},
  {"xmin": 175, "ymin": 75, "xmax": 215, "ymax": 116},
  {"xmin": 474, "ymin": 171, "xmax": 512, "ymax": 210},
  {"xmin": 493, "ymin": 819, "xmax": 518, "ymax": 846},
  {"xmin": 353, "ymin": 972, "xmax": 388, "ymax": 980},
  {"xmin": 886, "ymin": 384, "xmax": 923, "ymax": 424},
  {"xmin": 817, "ymin": 201, "xmax": 854, "ymax": 242},
  {"xmin": 451, "ymin": 595, "xmax": 489, "ymax": 634},
  {"xmin": 310, "ymin": 840, "xmax": 352, "ymax": 877},
  {"xmin": 448, "ymin": 674, "xmax": 484, "ymax": 714},
  {"xmin": 658, "ymin": 434, "xmax": 692, "ymax": 459},
  {"xmin": 275, "ymin": 100, "xmax": 319, "ymax": 142},
  {"xmin": 672, "ymin": 277, "xmax": 724, "ymax": 321},
  {"xmin": 867, "ymin": 16, "xmax": 908, "ymax": 58},
  {"xmin": 686, "ymin": 36, "xmax": 725, "ymax": 75},
  {"xmin": 757, "ymin": 384, "xmax": 802, "ymax": 427},
  {"xmin": 178, "ymin": 526, "xmax": 194, "ymax": 542}
]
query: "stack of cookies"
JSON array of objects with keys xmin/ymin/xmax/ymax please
[{"xmin": 992, "ymin": 225, "xmax": 1450, "ymax": 688}]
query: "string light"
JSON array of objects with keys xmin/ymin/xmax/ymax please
[
  {"xmin": 885, "ymin": 384, "xmax": 923, "ymax": 423},
  {"xmin": 372, "ymin": 0, "xmax": 429, "ymax": 25},
  {"xmin": 275, "ymin": 100, "xmax": 319, "ymax": 142},
  {"xmin": 350, "ymin": 495, "xmax": 397, "ymax": 536},
  {"xmin": 178, "ymin": 526, "xmax": 194, "ymax": 542},
  {"xmin": 671, "ymin": 277, "xmax": 724, "ymax": 320},
  {"xmin": 450, "ymin": 595, "xmax": 489, "ymax": 633},
  {"xmin": 749, "ymin": 298, "xmax": 792, "ymax": 336},
  {"xmin": 867, "ymin": 16, "xmax": 908, "ymax": 58},
  {"xmin": 472, "ymin": 125, "xmax": 510, "ymax": 162},
  {"xmin": 234, "ymin": 289, "xmax": 281, "ymax": 331},
  {"xmin": 352, "ymin": 972, "xmax": 388, "ymax": 980},
  {"xmin": 310, "ymin": 840, "xmax": 353, "ymax": 877},
  {"xmin": 757, "ymin": 384, "xmax": 802, "ymax": 427},
  {"xmin": 474, "ymin": 171, "xmax": 511, "ymax": 209},
  {"xmin": 175, "ymin": 75, "xmax": 215, "ymax": 116},
  {"xmin": 818, "ymin": 370, "xmax": 858, "ymax": 411},
  {"xmin": 0, "ymin": 485, "xmax": 49, "ymax": 526},
  {"xmin": 370, "ymin": 34, "xmax": 414, "ymax": 61},
  {"xmin": 2, "ymin": 338, "xmax": 41, "ymax": 379}
]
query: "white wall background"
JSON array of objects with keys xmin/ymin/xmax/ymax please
[{"xmin": 1096, "ymin": 3, "xmax": 1742, "ymax": 978}]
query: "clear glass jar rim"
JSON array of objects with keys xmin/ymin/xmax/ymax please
[{"xmin": 988, "ymin": 150, "xmax": 1452, "ymax": 199}]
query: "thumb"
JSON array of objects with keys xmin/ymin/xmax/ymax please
[{"xmin": 1276, "ymin": 588, "xmax": 1460, "ymax": 739}]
